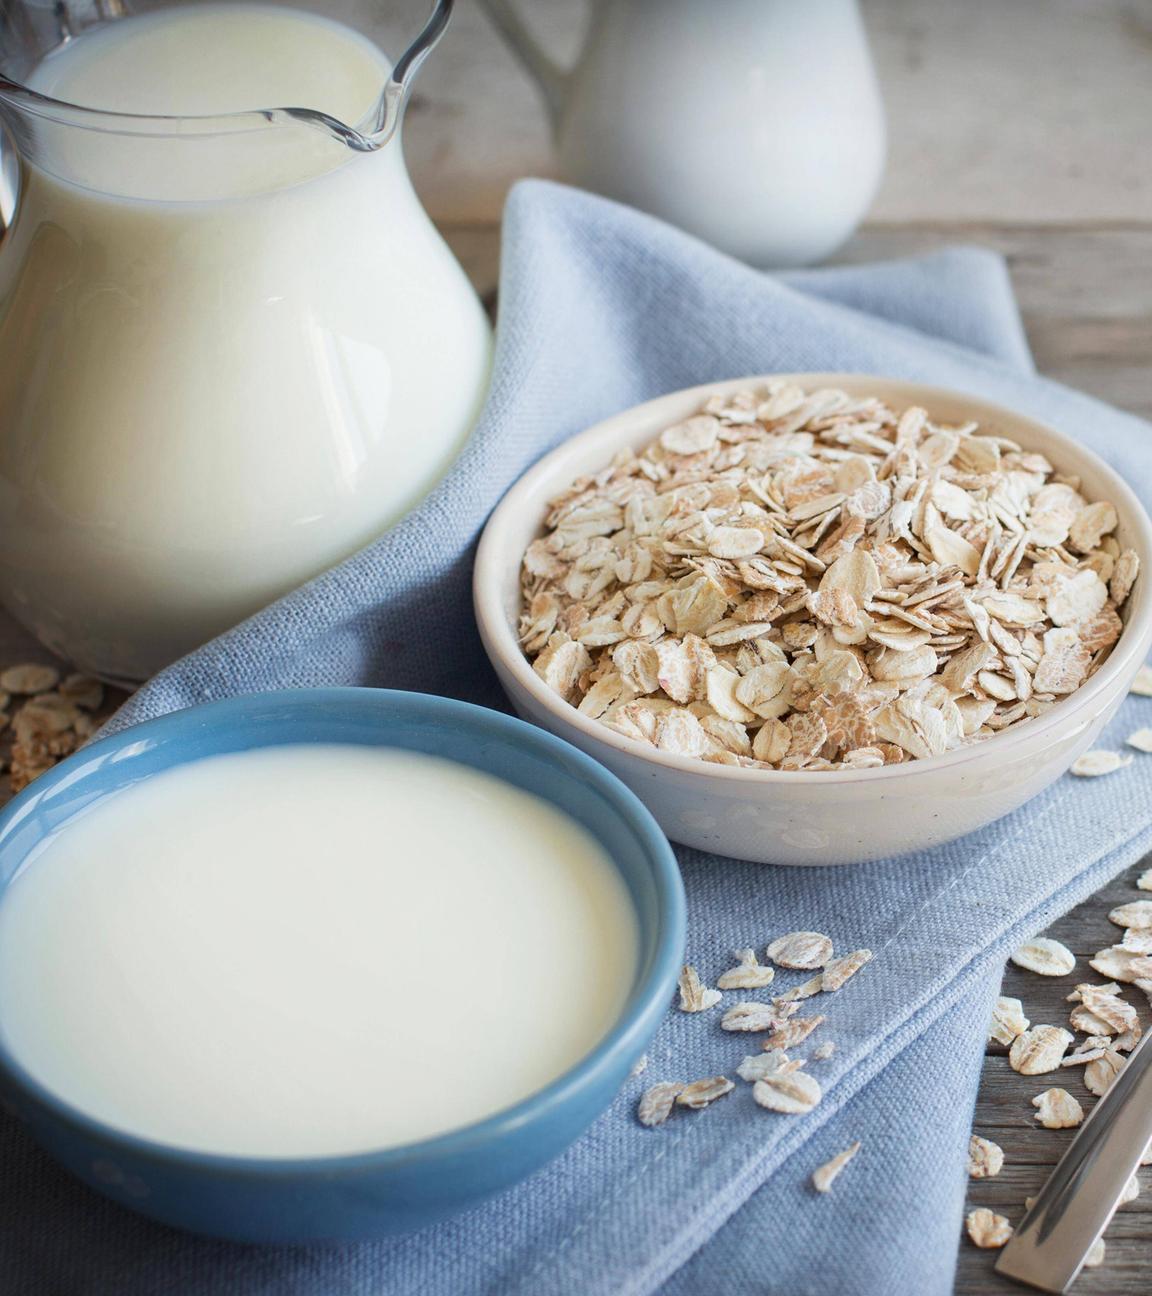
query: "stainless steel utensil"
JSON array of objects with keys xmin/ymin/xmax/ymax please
[{"xmin": 996, "ymin": 1028, "xmax": 1152, "ymax": 1291}]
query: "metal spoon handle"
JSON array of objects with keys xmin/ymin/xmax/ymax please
[{"xmin": 995, "ymin": 1029, "xmax": 1152, "ymax": 1292}]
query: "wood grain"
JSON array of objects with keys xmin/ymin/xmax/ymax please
[
  {"xmin": 957, "ymin": 861, "xmax": 1152, "ymax": 1294},
  {"xmin": 373, "ymin": 0, "xmax": 1152, "ymax": 227},
  {"xmin": 835, "ymin": 225, "xmax": 1152, "ymax": 423}
]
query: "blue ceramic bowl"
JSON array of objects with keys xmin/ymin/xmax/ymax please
[{"xmin": 0, "ymin": 689, "xmax": 685, "ymax": 1244}]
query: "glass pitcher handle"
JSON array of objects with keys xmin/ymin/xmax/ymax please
[
  {"xmin": 0, "ymin": 123, "xmax": 17, "ymax": 228},
  {"xmin": 368, "ymin": 0, "xmax": 455, "ymax": 145}
]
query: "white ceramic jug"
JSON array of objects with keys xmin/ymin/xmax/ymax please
[
  {"xmin": 0, "ymin": 0, "xmax": 491, "ymax": 682},
  {"xmin": 480, "ymin": 0, "xmax": 886, "ymax": 267}
]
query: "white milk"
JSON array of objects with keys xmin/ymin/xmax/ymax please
[
  {"xmin": 0, "ymin": 6, "xmax": 491, "ymax": 681},
  {"xmin": 0, "ymin": 745, "xmax": 638, "ymax": 1158}
]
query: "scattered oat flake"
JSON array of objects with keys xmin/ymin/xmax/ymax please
[
  {"xmin": 1067, "ymin": 982, "xmax": 1139, "ymax": 1034},
  {"xmin": 18, "ymin": 696, "xmax": 79, "ymax": 736},
  {"xmin": 812, "ymin": 1141, "xmax": 861, "ymax": 1194},
  {"xmin": 767, "ymin": 931, "xmax": 833, "ymax": 970},
  {"xmin": 812, "ymin": 1041, "xmax": 836, "ymax": 1060},
  {"xmin": 763, "ymin": 1015, "xmax": 825, "ymax": 1051},
  {"xmin": 775, "ymin": 974, "xmax": 825, "ymax": 1002},
  {"xmin": 1083, "ymin": 1238, "xmax": 1106, "ymax": 1268},
  {"xmin": 1032, "ymin": 1088, "xmax": 1084, "ymax": 1129},
  {"xmin": 721, "ymin": 1001, "xmax": 782, "ymax": 1033},
  {"xmin": 1010, "ymin": 937, "xmax": 1076, "ymax": 977},
  {"xmin": 1138, "ymin": 870, "xmax": 1152, "ymax": 891},
  {"xmin": 752, "ymin": 1070, "xmax": 822, "ymax": 1115},
  {"xmin": 821, "ymin": 948, "xmax": 873, "ymax": 991},
  {"xmin": 717, "ymin": 948, "xmax": 775, "ymax": 990},
  {"xmin": 989, "ymin": 996, "xmax": 1030, "ymax": 1046},
  {"xmin": 1069, "ymin": 1005, "xmax": 1119, "ymax": 1037},
  {"xmin": 1127, "ymin": 729, "xmax": 1152, "ymax": 754},
  {"xmin": 1009, "ymin": 1026, "xmax": 1073, "ymax": 1075},
  {"xmin": 967, "ymin": 1135, "xmax": 1004, "ymax": 1178},
  {"xmin": 1062, "ymin": 1035, "xmax": 1110, "ymax": 1066},
  {"xmin": 675, "ymin": 1076, "xmax": 735, "ymax": 1109},
  {"xmin": 1113, "ymin": 1025, "xmax": 1143, "ymax": 1051},
  {"xmin": 678, "ymin": 964, "xmax": 721, "ymax": 1012},
  {"xmin": 1090, "ymin": 945, "xmax": 1144, "ymax": 981},
  {"xmin": 59, "ymin": 673, "xmax": 103, "ymax": 711},
  {"xmin": 1121, "ymin": 1174, "xmax": 1140, "ymax": 1204},
  {"xmin": 0, "ymin": 663, "xmax": 59, "ymax": 695},
  {"xmin": 1110, "ymin": 900, "xmax": 1152, "ymax": 929},
  {"xmin": 1070, "ymin": 750, "xmax": 1133, "ymax": 777},
  {"xmin": 1085, "ymin": 1048, "xmax": 1125, "ymax": 1096},
  {"xmin": 637, "ymin": 1082, "xmax": 685, "ymax": 1127},
  {"xmin": 629, "ymin": 1054, "xmax": 648, "ymax": 1078},
  {"xmin": 1123, "ymin": 928, "xmax": 1152, "ymax": 953},
  {"xmin": 737, "ymin": 1051, "xmax": 800, "ymax": 1082},
  {"xmin": 1131, "ymin": 665, "xmax": 1152, "ymax": 697},
  {"xmin": 966, "ymin": 1208, "xmax": 1013, "ymax": 1249}
]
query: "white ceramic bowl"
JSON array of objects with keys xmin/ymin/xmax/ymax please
[{"xmin": 474, "ymin": 375, "xmax": 1152, "ymax": 866}]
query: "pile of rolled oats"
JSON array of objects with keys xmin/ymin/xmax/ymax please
[
  {"xmin": 520, "ymin": 383, "xmax": 1140, "ymax": 770},
  {"xmin": 0, "ymin": 663, "xmax": 108, "ymax": 793}
]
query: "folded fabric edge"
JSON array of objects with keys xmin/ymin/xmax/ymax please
[
  {"xmin": 781, "ymin": 243, "xmax": 1036, "ymax": 377},
  {"xmin": 503, "ymin": 178, "xmax": 1036, "ymax": 382}
]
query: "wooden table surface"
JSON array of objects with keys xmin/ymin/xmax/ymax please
[
  {"xmin": 961, "ymin": 862, "xmax": 1152, "ymax": 1294},
  {"xmin": 2, "ymin": 1, "xmax": 1149, "ymax": 1291}
]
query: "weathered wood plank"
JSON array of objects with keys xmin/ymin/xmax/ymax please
[
  {"xmin": 958, "ymin": 859, "xmax": 1152, "ymax": 1294},
  {"xmin": 378, "ymin": 0, "xmax": 1152, "ymax": 227},
  {"xmin": 835, "ymin": 224, "xmax": 1152, "ymax": 422}
]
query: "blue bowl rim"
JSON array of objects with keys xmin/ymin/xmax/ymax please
[{"xmin": 0, "ymin": 687, "xmax": 687, "ymax": 1177}]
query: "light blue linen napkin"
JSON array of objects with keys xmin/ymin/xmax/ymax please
[{"xmin": 4, "ymin": 180, "xmax": 1152, "ymax": 1296}]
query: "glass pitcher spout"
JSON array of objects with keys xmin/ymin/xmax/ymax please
[{"xmin": 0, "ymin": 0, "xmax": 453, "ymax": 153}]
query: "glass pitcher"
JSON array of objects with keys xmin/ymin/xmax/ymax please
[{"xmin": 0, "ymin": 0, "xmax": 491, "ymax": 684}]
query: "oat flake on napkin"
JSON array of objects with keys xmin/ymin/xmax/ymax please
[{"xmin": 5, "ymin": 180, "xmax": 1152, "ymax": 1296}]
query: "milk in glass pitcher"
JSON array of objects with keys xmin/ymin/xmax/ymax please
[{"xmin": 0, "ymin": 0, "xmax": 491, "ymax": 682}]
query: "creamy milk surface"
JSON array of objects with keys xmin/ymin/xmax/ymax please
[
  {"xmin": 27, "ymin": 3, "xmax": 387, "ymax": 120},
  {"xmin": 0, "ymin": 5, "xmax": 491, "ymax": 681},
  {"xmin": 0, "ymin": 746, "xmax": 638, "ymax": 1157}
]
